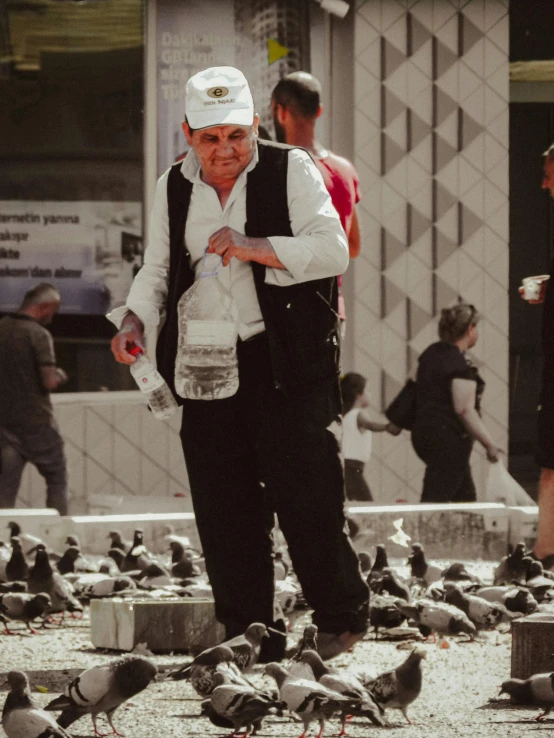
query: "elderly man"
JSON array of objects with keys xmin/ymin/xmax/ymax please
[
  {"xmin": 0, "ymin": 283, "xmax": 69, "ymax": 514},
  {"xmin": 110, "ymin": 67, "xmax": 369, "ymax": 660},
  {"xmin": 523, "ymin": 143, "xmax": 554, "ymax": 570}
]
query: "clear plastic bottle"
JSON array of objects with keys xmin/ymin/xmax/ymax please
[
  {"xmin": 175, "ymin": 258, "xmax": 239, "ymax": 400},
  {"xmin": 129, "ymin": 346, "xmax": 179, "ymax": 420}
]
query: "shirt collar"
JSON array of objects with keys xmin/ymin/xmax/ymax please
[{"xmin": 180, "ymin": 145, "xmax": 259, "ymax": 184}]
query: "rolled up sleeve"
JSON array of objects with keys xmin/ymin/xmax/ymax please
[
  {"xmin": 265, "ymin": 149, "xmax": 349, "ymax": 286},
  {"xmin": 107, "ymin": 172, "xmax": 171, "ymax": 329}
]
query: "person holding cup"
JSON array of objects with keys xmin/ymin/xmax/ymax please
[{"xmin": 520, "ymin": 143, "xmax": 554, "ymax": 569}]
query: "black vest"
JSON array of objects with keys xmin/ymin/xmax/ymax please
[{"xmin": 156, "ymin": 140, "xmax": 341, "ymax": 401}]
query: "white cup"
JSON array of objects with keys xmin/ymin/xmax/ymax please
[{"xmin": 522, "ymin": 277, "xmax": 541, "ymax": 300}]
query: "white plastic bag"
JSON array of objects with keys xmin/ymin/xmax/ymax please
[{"xmin": 484, "ymin": 461, "xmax": 536, "ymax": 506}]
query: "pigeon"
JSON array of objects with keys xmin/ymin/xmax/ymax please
[
  {"xmin": 169, "ymin": 541, "xmax": 200, "ymax": 579},
  {"xmin": 218, "ymin": 623, "xmax": 270, "ymax": 671},
  {"xmin": 368, "ymin": 544, "xmax": 389, "ymax": 585},
  {"xmin": 264, "ymin": 662, "xmax": 360, "ymax": 738},
  {"xmin": 369, "ymin": 593, "xmax": 406, "ymax": 636},
  {"xmin": 107, "ymin": 547, "xmax": 126, "ymax": 571},
  {"xmin": 2, "ymin": 670, "xmax": 72, "ymax": 738},
  {"xmin": 443, "ymin": 583, "xmax": 504, "ymax": 631},
  {"xmin": 27, "ymin": 546, "xmax": 83, "ymax": 618},
  {"xmin": 477, "ymin": 586, "xmax": 539, "ymax": 615},
  {"xmin": 166, "ymin": 644, "xmax": 236, "ymax": 695},
  {"xmin": 107, "ymin": 530, "xmax": 132, "ymax": 554},
  {"xmin": 209, "ymin": 671, "xmax": 285, "ymax": 736},
  {"xmin": 0, "ymin": 592, "xmax": 51, "ymax": 634},
  {"xmin": 500, "ymin": 672, "xmax": 554, "ymax": 720},
  {"xmin": 5, "ymin": 538, "xmax": 28, "ymax": 582},
  {"xmin": 360, "ymin": 647, "xmax": 427, "ymax": 724},
  {"xmin": 274, "ymin": 551, "xmax": 290, "ymax": 580},
  {"xmin": 56, "ymin": 546, "xmax": 88, "ymax": 576},
  {"xmin": 6, "ymin": 522, "xmax": 43, "ymax": 558},
  {"xmin": 0, "ymin": 581, "xmax": 27, "ymax": 594},
  {"xmin": 291, "ymin": 624, "xmax": 319, "ymax": 661},
  {"xmin": 376, "ymin": 567, "xmax": 411, "ymax": 602},
  {"xmin": 441, "ymin": 562, "xmax": 484, "ymax": 586},
  {"xmin": 398, "ymin": 599, "xmax": 476, "ymax": 640},
  {"xmin": 407, "ymin": 544, "xmax": 442, "ymax": 585},
  {"xmin": 80, "ymin": 576, "xmax": 137, "ymax": 601},
  {"xmin": 494, "ymin": 542, "xmax": 528, "ymax": 585},
  {"xmin": 160, "ymin": 524, "xmax": 192, "ymax": 551},
  {"xmin": 299, "ymin": 650, "xmax": 385, "ymax": 730},
  {"xmin": 122, "ymin": 530, "xmax": 154, "ymax": 573},
  {"xmin": 44, "ymin": 655, "xmax": 157, "ymax": 734}
]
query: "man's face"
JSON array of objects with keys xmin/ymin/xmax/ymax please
[
  {"xmin": 182, "ymin": 119, "xmax": 259, "ymax": 182},
  {"xmin": 271, "ymin": 99, "xmax": 287, "ymax": 144},
  {"xmin": 542, "ymin": 157, "xmax": 554, "ymax": 199}
]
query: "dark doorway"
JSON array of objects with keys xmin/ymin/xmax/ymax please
[{"xmin": 509, "ymin": 103, "xmax": 554, "ymax": 497}]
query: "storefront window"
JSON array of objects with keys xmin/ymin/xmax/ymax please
[{"xmin": 0, "ymin": 0, "xmax": 145, "ymax": 391}]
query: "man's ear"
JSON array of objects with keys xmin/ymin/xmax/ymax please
[
  {"xmin": 181, "ymin": 121, "xmax": 193, "ymax": 146},
  {"xmin": 316, "ymin": 104, "xmax": 323, "ymax": 119},
  {"xmin": 274, "ymin": 103, "xmax": 287, "ymax": 125}
]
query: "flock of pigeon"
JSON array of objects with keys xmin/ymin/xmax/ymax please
[{"xmin": 1, "ymin": 521, "xmax": 554, "ymax": 736}]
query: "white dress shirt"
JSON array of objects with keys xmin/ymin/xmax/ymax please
[{"xmin": 108, "ymin": 145, "xmax": 348, "ymax": 340}]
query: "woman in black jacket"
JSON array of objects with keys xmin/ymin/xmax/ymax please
[{"xmin": 411, "ymin": 303, "xmax": 501, "ymax": 503}]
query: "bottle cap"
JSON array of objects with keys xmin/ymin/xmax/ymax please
[{"xmin": 128, "ymin": 345, "xmax": 143, "ymax": 357}]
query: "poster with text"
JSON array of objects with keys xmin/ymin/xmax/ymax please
[
  {"xmin": 0, "ymin": 201, "xmax": 142, "ymax": 315},
  {"xmin": 156, "ymin": 0, "xmax": 308, "ymax": 177}
]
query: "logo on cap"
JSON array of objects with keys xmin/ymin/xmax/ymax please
[{"xmin": 207, "ymin": 86, "xmax": 229, "ymax": 99}]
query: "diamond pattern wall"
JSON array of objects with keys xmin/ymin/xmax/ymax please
[
  {"xmin": 353, "ymin": 0, "xmax": 509, "ymax": 503},
  {"xmin": 16, "ymin": 396, "xmax": 191, "ymax": 514}
]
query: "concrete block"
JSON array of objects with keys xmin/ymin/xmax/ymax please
[
  {"xmin": 90, "ymin": 597, "xmax": 224, "ymax": 653},
  {"xmin": 57, "ymin": 513, "xmax": 201, "ymax": 555},
  {"xmin": 0, "ymin": 509, "xmax": 62, "ymax": 551},
  {"xmin": 347, "ymin": 502, "xmax": 510, "ymax": 561},
  {"xmin": 507, "ymin": 506, "xmax": 538, "ymax": 550},
  {"xmin": 511, "ymin": 613, "xmax": 554, "ymax": 679}
]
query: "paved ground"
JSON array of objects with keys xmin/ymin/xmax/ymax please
[{"xmin": 0, "ymin": 611, "xmax": 551, "ymax": 738}]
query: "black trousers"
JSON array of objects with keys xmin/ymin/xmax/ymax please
[
  {"xmin": 179, "ymin": 333, "xmax": 369, "ymax": 659},
  {"xmin": 344, "ymin": 459, "xmax": 372, "ymax": 502},
  {"xmin": 411, "ymin": 414, "xmax": 476, "ymax": 503}
]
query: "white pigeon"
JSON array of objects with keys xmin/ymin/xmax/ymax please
[
  {"xmin": 44, "ymin": 655, "xmax": 157, "ymax": 734},
  {"xmin": 2, "ymin": 671, "xmax": 72, "ymax": 738},
  {"xmin": 264, "ymin": 662, "xmax": 359, "ymax": 738}
]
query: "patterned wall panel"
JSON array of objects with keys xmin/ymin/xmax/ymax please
[
  {"xmin": 16, "ymin": 394, "xmax": 191, "ymax": 514},
  {"xmin": 353, "ymin": 0, "xmax": 509, "ymax": 503}
]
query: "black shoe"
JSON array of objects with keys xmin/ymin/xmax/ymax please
[{"xmin": 529, "ymin": 550, "xmax": 554, "ymax": 571}]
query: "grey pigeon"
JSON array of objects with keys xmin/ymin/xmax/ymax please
[
  {"xmin": 6, "ymin": 522, "xmax": 43, "ymax": 558},
  {"xmin": 444, "ymin": 583, "xmax": 504, "ymax": 631},
  {"xmin": 369, "ymin": 593, "xmax": 406, "ymax": 637},
  {"xmin": 407, "ymin": 544, "xmax": 442, "ymax": 585},
  {"xmin": 398, "ymin": 599, "xmax": 476, "ymax": 640},
  {"xmin": 477, "ymin": 586, "xmax": 539, "ymax": 615},
  {"xmin": 500, "ymin": 672, "xmax": 554, "ymax": 720},
  {"xmin": 299, "ymin": 650, "xmax": 385, "ymax": 730},
  {"xmin": 80, "ymin": 576, "xmax": 137, "ymax": 601},
  {"xmin": 291, "ymin": 624, "xmax": 319, "ymax": 661},
  {"xmin": 264, "ymin": 662, "xmax": 360, "ymax": 738},
  {"xmin": 494, "ymin": 542, "xmax": 528, "ymax": 585},
  {"xmin": 166, "ymin": 645, "xmax": 236, "ymax": 695},
  {"xmin": 0, "ymin": 593, "xmax": 51, "ymax": 635},
  {"xmin": 361, "ymin": 647, "xmax": 427, "ymax": 724},
  {"xmin": 169, "ymin": 541, "xmax": 201, "ymax": 579},
  {"xmin": 368, "ymin": 544, "xmax": 389, "ymax": 585},
  {"xmin": 28, "ymin": 546, "xmax": 82, "ymax": 619},
  {"xmin": 56, "ymin": 547, "xmax": 85, "ymax": 576},
  {"xmin": 219, "ymin": 623, "xmax": 269, "ymax": 671},
  {"xmin": 376, "ymin": 567, "xmax": 411, "ymax": 602},
  {"xmin": 209, "ymin": 671, "xmax": 284, "ymax": 736},
  {"xmin": 107, "ymin": 530, "xmax": 132, "ymax": 554},
  {"xmin": 5, "ymin": 538, "xmax": 28, "ymax": 582},
  {"xmin": 45, "ymin": 655, "xmax": 157, "ymax": 734},
  {"xmin": 2, "ymin": 671, "xmax": 72, "ymax": 738}
]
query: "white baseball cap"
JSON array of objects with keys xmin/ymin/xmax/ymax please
[{"xmin": 185, "ymin": 66, "xmax": 254, "ymax": 130}]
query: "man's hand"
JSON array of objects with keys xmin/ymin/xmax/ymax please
[
  {"xmin": 207, "ymin": 227, "xmax": 283, "ymax": 269},
  {"xmin": 207, "ymin": 226, "xmax": 250, "ymax": 266},
  {"xmin": 110, "ymin": 313, "xmax": 145, "ymax": 365}
]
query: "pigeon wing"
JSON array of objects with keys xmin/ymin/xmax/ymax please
[
  {"xmin": 67, "ymin": 664, "xmax": 114, "ymax": 706},
  {"xmin": 2, "ymin": 706, "xmax": 72, "ymax": 738}
]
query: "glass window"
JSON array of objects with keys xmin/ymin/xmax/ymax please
[{"xmin": 0, "ymin": 0, "xmax": 145, "ymax": 391}]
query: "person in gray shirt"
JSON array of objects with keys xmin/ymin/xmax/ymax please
[{"xmin": 0, "ymin": 283, "xmax": 69, "ymax": 514}]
